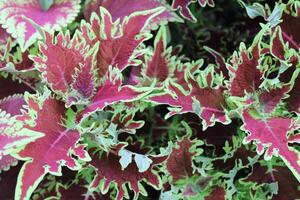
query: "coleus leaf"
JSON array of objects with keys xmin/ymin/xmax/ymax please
[
  {"xmin": 31, "ymin": 31, "xmax": 98, "ymax": 106},
  {"xmin": 258, "ymin": 85, "xmax": 290, "ymax": 113},
  {"xmin": 80, "ymin": 6, "xmax": 164, "ymax": 76},
  {"xmin": 0, "ymin": 27, "xmax": 9, "ymax": 45},
  {"xmin": 204, "ymin": 46, "xmax": 229, "ymax": 79},
  {"xmin": 241, "ymin": 110, "xmax": 300, "ymax": 182},
  {"xmin": 77, "ymin": 68, "xmax": 148, "ymax": 122},
  {"xmin": 206, "ymin": 186, "xmax": 226, "ymax": 200},
  {"xmin": 0, "ymin": 94, "xmax": 25, "ymax": 116},
  {"xmin": 0, "ymin": 155, "xmax": 18, "ymax": 173},
  {"xmin": 0, "ymin": 0, "xmax": 81, "ymax": 51},
  {"xmin": 143, "ymin": 26, "xmax": 173, "ymax": 83},
  {"xmin": 55, "ymin": 180, "xmax": 109, "ymax": 200},
  {"xmin": 171, "ymin": 0, "xmax": 215, "ymax": 22},
  {"xmin": 286, "ymin": 72, "xmax": 300, "ymax": 113},
  {"xmin": 0, "ymin": 110, "xmax": 43, "ymax": 160},
  {"xmin": 270, "ymin": 27, "xmax": 286, "ymax": 60},
  {"xmin": 83, "ymin": 0, "xmax": 181, "ymax": 28},
  {"xmin": 0, "ymin": 94, "xmax": 26, "ymax": 172},
  {"xmin": 228, "ymin": 43, "xmax": 263, "ymax": 97},
  {"xmin": 149, "ymin": 65, "xmax": 230, "ymax": 129},
  {"xmin": 89, "ymin": 145, "xmax": 167, "ymax": 200},
  {"xmin": 166, "ymin": 138, "xmax": 202, "ymax": 182},
  {"xmin": 14, "ymin": 93, "xmax": 90, "ymax": 200},
  {"xmin": 111, "ymin": 112, "xmax": 144, "ymax": 134}
]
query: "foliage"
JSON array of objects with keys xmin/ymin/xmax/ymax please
[{"xmin": 0, "ymin": 0, "xmax": 299, "ymax": 199}]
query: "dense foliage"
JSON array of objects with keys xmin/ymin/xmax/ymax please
[{"xmin": 0, "ymin": 0, "xmax": 299, "ymax": 199}]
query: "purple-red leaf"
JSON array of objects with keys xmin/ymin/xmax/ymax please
[
  {"xmin": 0, "ymin": 0, "xmax": 81, "ymax": 51},
  {"xmin": 14, "ymin": 94, "xmax": 90, "ymax": 200},
  {"xmin": 77, "ymin": 69, "xmax": 145, "ymax": 122},
  {"xmin": 149, "ymin": 79, "xmax": 228, "ymax": 129},
  {"xmin": 258, "ymin": 85, "xmax": 290, "ymax": 113},
  {"xmin": 0, "ymin": 94, "xmax": 25, "ymax": 116},
  {"xmin": 0, "ymin": 110, "xmax": 43, "ymax": 161},
  {"xmin": 0, "ymin": 155, "xmax": 18, "ymax": 173},
  {"xmin": 32, "ymin": 31, "xmax": 88, "ymax": 93},
  {"xmin": 271, "ymin": 27, "xmax": 286, "ymax": 60},
  {"xmin": 144, "ymin": 26, "xmax": 171, "ymax": 82},
  {"xmin": 84, "ymin": 0, "xmax": 180, "ymax": 28},
  {"xmin": 81, "ymin": 7, "xmax": 164, "ymax": 76},
  {"xmin": 171, "ymin": 0, "xmax": 214, "ymax": 22},
  {"xmin": 32, "ymin": 31, "xmax": 97, "ymax": 106},
  {"xmin": 242, "ymin": 111, "xmax": 300, "ymax": 182},
  {"xmin": 89, "ymin": 146, "xmax": 166, "ymax": 200},
  {"xmin": 166, "ymin": 138, "xmax": 197, "ymax": 182},
  {"xmin": 228, "ymin": 44, "xmax": 262, "ymax": 97}
]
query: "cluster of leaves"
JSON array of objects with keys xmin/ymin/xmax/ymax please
[{"xmin": 0, "ymin": 0, "xmax": 299, "ymax": 199}]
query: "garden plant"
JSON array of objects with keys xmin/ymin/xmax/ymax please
[{"xmin": 0, "ymin": 0, "xmax": 299, "ymax": 199}]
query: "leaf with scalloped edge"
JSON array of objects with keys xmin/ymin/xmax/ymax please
[
  {"xmin": 0, "ymin": 94, "xmax": 25, "ymax": 116},
  {"xmin": 258, "ymin": 85, "xmax": 290, "ymax": 113},
  {"xmin": 0, "ymin": 110, "xmax": 43, "ymax": 160},
  {"xmin": 228, "ymin": 43, "xmax": 263, "ymax": 97},
  {"xmin": 286, "ymin": 73, "xmax": 300, "ymax": 113},
  {"xmin": 0, "ymin": 155, "xmax": 18, "ymax": 173},
  {"xmin": 271, "ymin": 27, "xmax": 286, "ymax": 60},
  {"xmin": 241, "ymin": 110, "xmax": 300, "ymax": 182},
  {"xmin": 149, "ymin": 65, "xmax": 229, "ymax": 129},
  {"xmin": 31, "ymin": 31, "xmax": 98, "ymax": 106},
  {"xmin": 80, "ymin": 6, "xmax": 164, "ymax": 77},
  {"xmin": 0, "ymin": 27, "xmax": 9, "ymax": 45},
  {"xmin": 89, "ymin": 143, "xmax": 167, "ymax": 200},
  {"xmin": 14, "ymin": 93, "xmax": 90, "ymax": 200},
  {"xmin": 77, "ymin": 68, "xmax": 148, "ymax": 122},
  {"xmin": 83, "ymin": 0, "xmax": 181, "ymax": 28},
  {"xmin": 111, "ymin": 112, "xmax": 144, "ymax": 134},
  {"xmin": 0, "ymin": 0, "xmax": 81, "ymax": 51},
  {"xmin": 143, "ymin": 26, "xmax": 173, "ymax": 83},
  {"xmin": 166, "ymin": 138, "xmax": 202, "ymax": 182},
  {"xmin": 171, "ymin": 0, "xmax": 214, "ymax": 22},
  {"xmin": 0, "ymin": 94, "xmax": 25, "ymax": 173}
]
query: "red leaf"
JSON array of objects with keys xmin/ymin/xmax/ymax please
[
  {"xmin": 0, "ymin": 27, "xmax": 9, "ymax": 45},
  {"xmin": 286, "ymin": 74, "xmax": 300, "ymax": 113},
  {"xmin": 242, "ymin": 111, "xmax": 300, "ymax": 182},
  {"xmin": 228, "ymin": 44, "xmax": 263, "ymax": 97},
  {"xmin": 83, "ymin": 0, "xmax": 180, "ymax": 28},
  {"xmin": 205, "ymin": 186, "xmax": 225, "ymax": 200},
  {"xmin": 0, "ymin": 154, "xmax": 18, "ymax": 173},
  {"xmin": 166, "ymin": 138, "xmax": 197, "ymax": 182},
  {"xmin": 171, "ymin": 0, "xmax": 214, "ymax": 22},
  {"xmin": 80, "ymin": 7, "xmax": 164, "ymax": 76},
  {"xmin": 271, "ymin": 27, "xmax": 286, "ymax": 60},
  {"xmin": 145, "ymin": 26, "xmax": 172, "ymax": 82},
  {"xmin": 258, "ymin": 85, "xmax": 290, "ymax": 113},
  {"xmin": 0, "ymin": 110, "xmax": 43, "ymax": 161},
  {"xmin": 14, "ymin": 94, "xmax": 90, "ymax": 200},
  {"xmin": 0, "ymin": 0, "xmax": 81, "ymax": 51},
  {"xmin": 89, "ymin": 146, "xmax": 166, "ymax": 200},
  {"xmin": 0, "ymin": 94, "xmax": 25, "ymax": 116},
  {"xmin": 204, "ymin": 46, "xmax": 229, "ymax": 79},
  {"xmin": 56, "ymin": 181, "xmax": 109, "ymax": 200},
  {"xmin": 246, "ymin": 166, "xmax": 300, "ymax": 200},
  {"xmin": 32, "ymin": 32, "xmax": 87, "ymax": 93},
  {"xmin": 77, "ymin": 69, "xmax": 146, "ymax": 122},
  {"xmin": 112, "ymin": 112, "xmax": 144, "ymax": 134},
  {"xmin": 281, "ymin": 13, "xmax": 300, "ymax": 50},
  {"xmin": 32, "ymin": 31, "xmax": 97, "ymax": 106},
  {"xmin": 149, "ymin": 78, "xmax": 228, "ymax": 129}
]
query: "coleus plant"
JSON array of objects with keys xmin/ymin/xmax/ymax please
[{"xmin": 0, "ymin": 0, "xmax": 299, "ymax": 200}]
